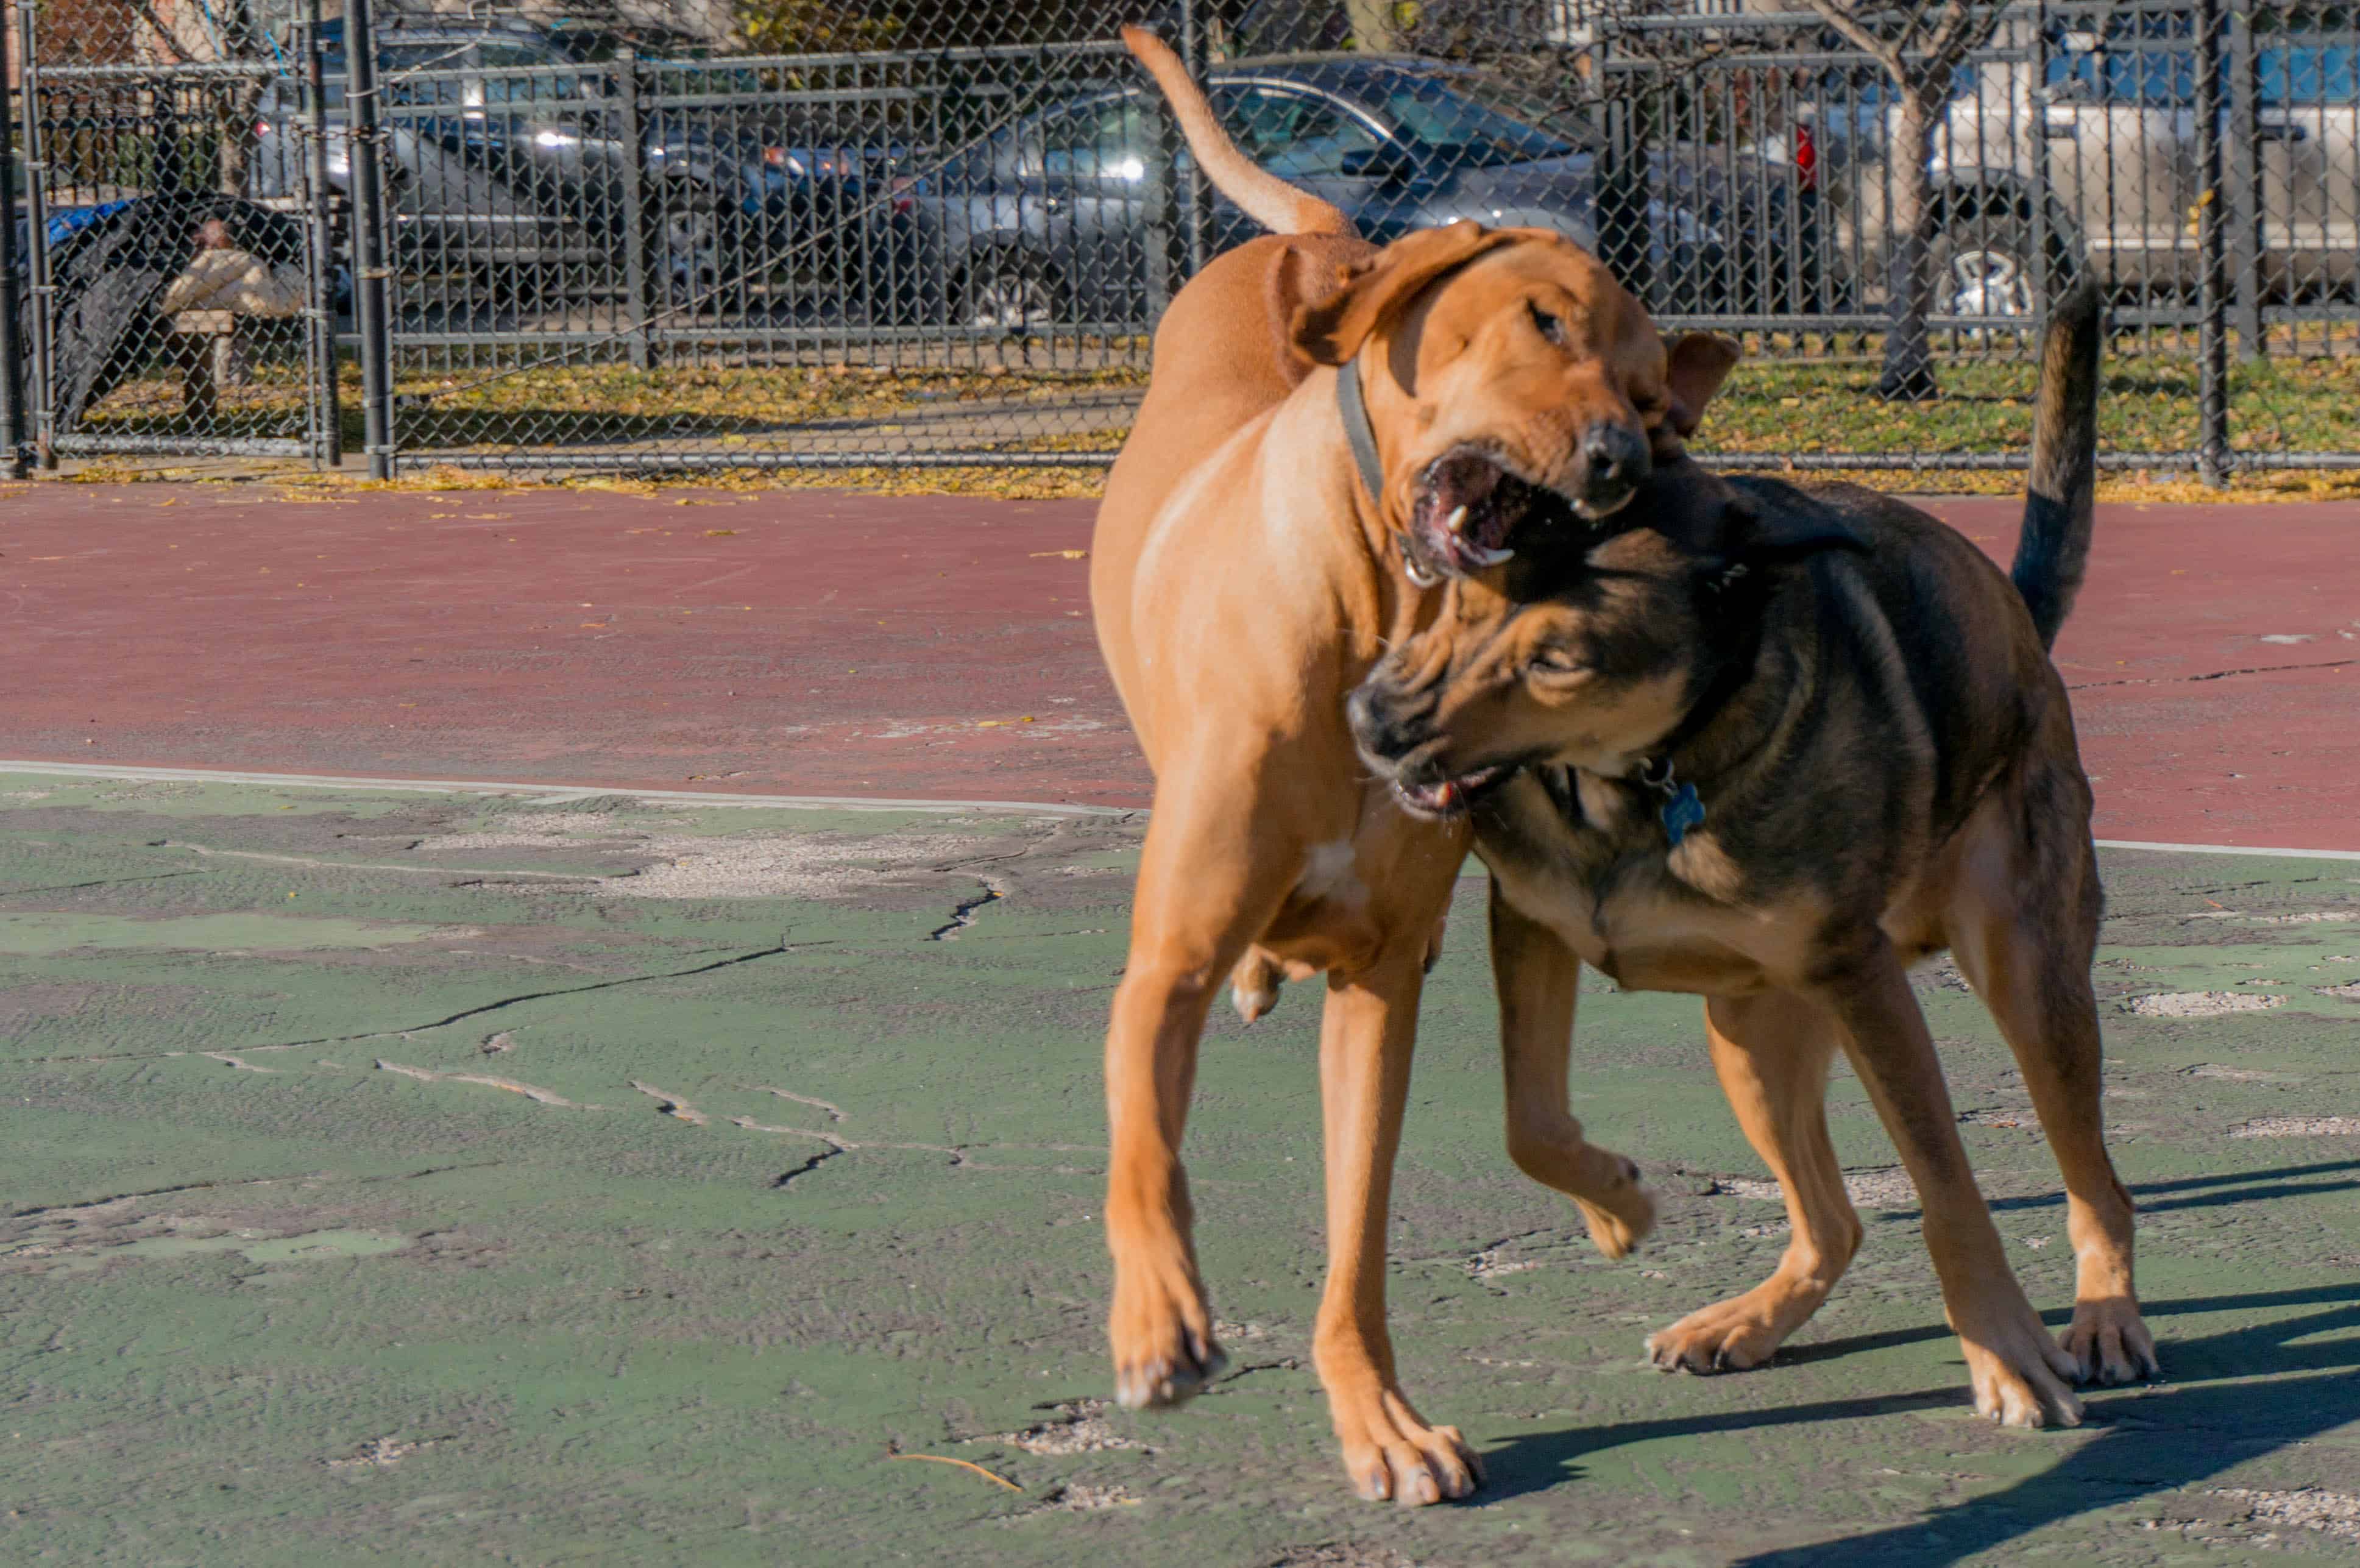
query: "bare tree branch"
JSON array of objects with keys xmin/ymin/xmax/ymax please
[{"xmin": 1805, "ymin": 0, "xmax": 1904, "ymax": 76}]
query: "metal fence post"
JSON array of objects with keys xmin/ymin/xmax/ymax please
[
  {"xmin": 302, "ymin": 0, "xmax": 342, "ymax": 469},
  {"xmin": 15, "ymin": 0, "xmax": 51, "ymax": 468},
  {"xmin": 615, "ymin": 46, "xmax": 652, "ymax": 372},
  {"xmin": 2193, "ymin": 0, "xmax": 2230, "ymax": 486},
  {"xmin": 2226, "ymin": 3, "xmax": 2263, "ymax": 361},
  {"xmin": 342, "ymin": 0, "xmax": 394, "ymax": 480},
  {"xmin": 0, "ymin": 16, "xmax": 26, "ymax": 478},
  {"xmin": 1176, "ymin": 0, "xmax": 1213, "ymax": 280},
  {"xmin": 1595, "ymin": 32, "xmax": 1653, "ymax": 308}
]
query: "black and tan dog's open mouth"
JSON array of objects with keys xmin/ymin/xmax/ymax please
[{"xmin": 1391, "ymin": 765, "xmax": 1506, "ymax": 817}]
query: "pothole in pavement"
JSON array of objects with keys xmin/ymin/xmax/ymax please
[{"xmin": 2121, "ymin": 990, "xmax": 2285, "ymax": 1018}]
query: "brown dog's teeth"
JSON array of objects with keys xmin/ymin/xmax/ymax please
[{"xmin": 1444, "ymin": 505, "xmax": 1470, "ymax": 535}]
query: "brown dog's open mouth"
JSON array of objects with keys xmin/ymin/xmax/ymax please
[
  {"xmin": 1403, "ymin": 444, "xmax": 1638, "ymax": 586},
  {"xmin": 1390, "ymin": 765, "xmax": 1508, "ymax": 818},
  {"xmin": 1405, "ymin": 449, "xmax": 1531, "ymax": 585}
]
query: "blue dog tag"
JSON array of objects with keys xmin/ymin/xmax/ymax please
[{"xmin": 1660, "ymin": 782, "xmax": 1707, "ymax": 847}]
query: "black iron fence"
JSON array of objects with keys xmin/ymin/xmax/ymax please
[{"xmin": 4, "ymin": 1, "xmax": 2356, "ymax": 480}]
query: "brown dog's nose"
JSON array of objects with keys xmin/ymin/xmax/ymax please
[{"xmin": 1578, "ymin": 424, "xmax": 1650, "ymax": 514}]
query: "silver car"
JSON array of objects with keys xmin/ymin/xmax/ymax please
[{"xmin": 1752, "ymin": 11, "xmax": 2359, "ymax": 322}]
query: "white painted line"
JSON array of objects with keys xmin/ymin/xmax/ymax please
[
  {"xmin": 2095, "ymin": 838, "xmax": 2360, "ymax": 862},
  {"xmin": 1, "ymin": 764, "xmax": 2351, "ymax": 858},
  {"xmin": 0, "ymin": 761, "xmax": 1132, "ymax": 818}
]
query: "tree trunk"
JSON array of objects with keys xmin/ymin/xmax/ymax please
[
  {"xmin": 1345, "ymin": 0, "xmax": 1401, "ymax": 52},
  {"xmin": 1876, "ymin": 80, "xmax": 1944, "ymax": 401}
]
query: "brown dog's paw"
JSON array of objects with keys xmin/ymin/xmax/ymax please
[
  {"xmin": 1330, "ymin": 1382, "xmax": 1483, "ymax": 1507},
  {"xmin": 1573, "ymin": 1158, "xmax": 1655, "ymax": 1260},
  {"xmin": 1228, "ymin": 951, "xmax": 1283, "ymax": 1024},
  {"xmin": 1960, "ymin": 1300, "xmax": 2086, "ymax": 1428},
  {"xmin": 1108, "ymin": 1254, "xmax": 1225, "ymax": 1409},
  {"xmin": 1645, "ymin": 1280, "xmax": 1821, "ymax": 1373},
  {"xmin": 2059, "ymin": 1295, "xmax": 2160, "ymax": 1386}
]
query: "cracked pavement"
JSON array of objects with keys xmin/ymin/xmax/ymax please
[{"xmin": 6, "ymin": 769, "xmax": 2360, "ymax": 1564}]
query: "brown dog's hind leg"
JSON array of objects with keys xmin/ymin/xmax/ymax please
[
  {"xmin": 1950, "ymin": 826, "xmax": 2155, "ymax": 1386},
  {"xmin": 1315, "ymin": 940, "xmax": 1482, "ymax": 1507},
  {"xmin": 1490, "ymin": 885, "xmax": 1654, "ymax": 1257},
  {"xmin": 1648, "ymin": 990, "xmax": 1858, "ymax": 1373},
  {"xmin": 1818, "ymin": 937, "xmax": 2084, "ymax": 1428},
  {"xmin": 1105, "ymin": 789, "xmax": 1299, "ymax": 1410}
]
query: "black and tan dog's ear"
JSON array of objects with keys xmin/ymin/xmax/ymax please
[
  {"xmin": 1664, "ymin": 332, "xmax": 1742, "ymax": 437},
  {"xmin": 1290, "ymin": 220, "xmax": 1517, "ymax": 366},
  {"xmin": 1737, "ymin": 500, "xmax": 1870, "ymax": 565}
]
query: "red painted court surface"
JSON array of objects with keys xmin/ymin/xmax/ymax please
[{"xmin": 2, "ymin": 482, "xmax": 2353, "ymax": 847}]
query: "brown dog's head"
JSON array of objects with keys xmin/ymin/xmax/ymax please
[
  {"xmin": 1292, "ymin": 219, "xmax": 1738, "ymax": 584},
  {"xmin": 1345, "ymin": 459, "xmax": 1865, "ymax": 818}
]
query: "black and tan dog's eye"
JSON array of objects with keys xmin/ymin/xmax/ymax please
[
  {"xmin": 1528, "ymin": 301, "xmax": 1566, "ymax": 345},
  {"xmin": 1527, "ymin": 644, "xmax": 1583, "ymax": 674}
]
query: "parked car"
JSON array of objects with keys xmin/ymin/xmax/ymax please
[
  {"xmin": 1750, "ymin": 12, "xmax": 2359, "ymax": 322},
  {"xmin": 247, "ymin": 19, "xmax": 909, "ymax": 312},
  {"xmin": 899, "ymin": 52, "xmax": 1816, "ymax": 330}
]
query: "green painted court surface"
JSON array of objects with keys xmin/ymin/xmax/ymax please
[{"xmin": 5, "ymin": 771, "xmax": 2360, "ymax": 1566}]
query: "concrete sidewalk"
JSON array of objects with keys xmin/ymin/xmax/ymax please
[{"xmin": 5, "ymin": 769, "xmax": 2360, "ymax": 1564}]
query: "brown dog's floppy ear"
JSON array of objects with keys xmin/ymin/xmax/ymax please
[
  {"xmin": 1290, "ymin": 220, "xmax": 1517, "ymax": 366},
  {"xmin": 1664, "ymin": 332, "xmax": 1742, "ymax": 436}
]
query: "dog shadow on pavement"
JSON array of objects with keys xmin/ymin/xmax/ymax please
[{"xmin": 1481, "ymin": 1161, "xmax": 2360, "ymax": 1564}]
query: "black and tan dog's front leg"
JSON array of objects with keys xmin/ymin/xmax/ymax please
[
  {"xmin": 1648, "ymin": 990, "xmax": 1860, "ymax": 1372},
  {"xmin": 1489, "ymin": 884, "xmax": 1654, "ymax": 1256},
  {"xmin": 1314, "ymin": 934, "xmax": 1482, "ymax": 1506},
  {"xmin": 1818, "ymin": 936, "xmax": 2083, "ymax": 1427}
]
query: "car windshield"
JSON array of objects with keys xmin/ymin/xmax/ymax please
[
  {"xmin": 2046, "ymin": 28, "xmax": 2355, "ymax": 107},
  {"xmin": 1361, "ymin": 73, "xmax": 1579, "ymax": 166},
  {"xmin": 2257, "ymin": 43, "xmax": 2358, "ymax": 105}
]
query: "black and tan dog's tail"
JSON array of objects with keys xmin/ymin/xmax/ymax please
[
  {"xmin": 1120, "ymin": 24, "xmax": 1353, "ymax": 237},
  {"xmin": 2011, "ymin": 274, "xmax": 2102, "ymax": 650}
]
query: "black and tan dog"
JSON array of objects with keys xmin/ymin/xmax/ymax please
[{"xmin": 1348, "ymin": 278, "xmax": 2160, "ymax": 1428}]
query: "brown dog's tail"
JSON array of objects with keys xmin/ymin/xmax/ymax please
[
  {"xmin": 2011, "ymin": 274, "xmax": 2102, "ymax": 650},
  {"xmin": 1119, "ymin": 24, "xmax": 1353, "ymax": 237}
]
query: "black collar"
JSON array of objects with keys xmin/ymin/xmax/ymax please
[
  {"xmin": 1336, "ymin": 353, "xmax": 1387, "ymax": 509},
  {"xmin": 1631, "ymin": 562, "xmax": 1771, "ymax": 840}
]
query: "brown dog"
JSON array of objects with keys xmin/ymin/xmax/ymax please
[
  {"xmin": 1092, "ymin": 27, "xmax": 1718, "ymax": 1503},
  {"xmin": 1349, "ymin": 276, "xmax": 2160, "ymax": 1430}
]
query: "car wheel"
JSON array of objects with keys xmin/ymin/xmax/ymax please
[
  {"xmin": 1927, "ymin": 215, "xmax": 2074, "ymax": 340},
  {"xmin": 962, "ymin": 250, "xmax": 1057, "ymax": 332}
]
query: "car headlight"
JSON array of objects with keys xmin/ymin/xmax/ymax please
[{"xmin": 1648, "ymin": 198, "xmax": 1723, "ymax": 249}]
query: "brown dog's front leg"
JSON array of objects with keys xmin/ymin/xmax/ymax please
[
  {"xmin": 1818, "ymin": 938, "xmax": 2083, "ymax": 1428},
  {"xmin": 1314, "ymin": 942, "xmax": 1482, "ymax": 1506},
  {"xmin": 1489, "ymin": 883, "xmax": 1654, "ymax": 1257},
  {"xmin": 1105, "ymin": 790, "xmax": 1295, "ymax": 1410}
]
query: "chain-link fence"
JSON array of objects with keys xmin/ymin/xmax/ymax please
[
  {"xmin": 5, "ymin": 1, "xmax": 2356, "ymax": 478},
  {"xmin": 9, "ymin": 0, "xmax": 338, "ymax": 463}
]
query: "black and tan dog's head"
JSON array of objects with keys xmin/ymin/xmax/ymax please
[
  {"xmin": 1292, "ymin": 220, "xmax": 1739, "ymax": 584},
  {"xmin": 1346, "ymin": 460, "xmax": 1864, "ymax": 818}
]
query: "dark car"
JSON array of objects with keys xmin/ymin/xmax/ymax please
[
  {"xmin": 901, "ymin": 53, "xmax": 1813, "ymax": 330},
  {"xmin": 247, "ymin": 20, "xmax": 907, "ymax": 313}
]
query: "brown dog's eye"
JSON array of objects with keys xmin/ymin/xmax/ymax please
[{"xmin": 1528, "ymin": 301, "xmax": 1566, "ymax": 346}]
